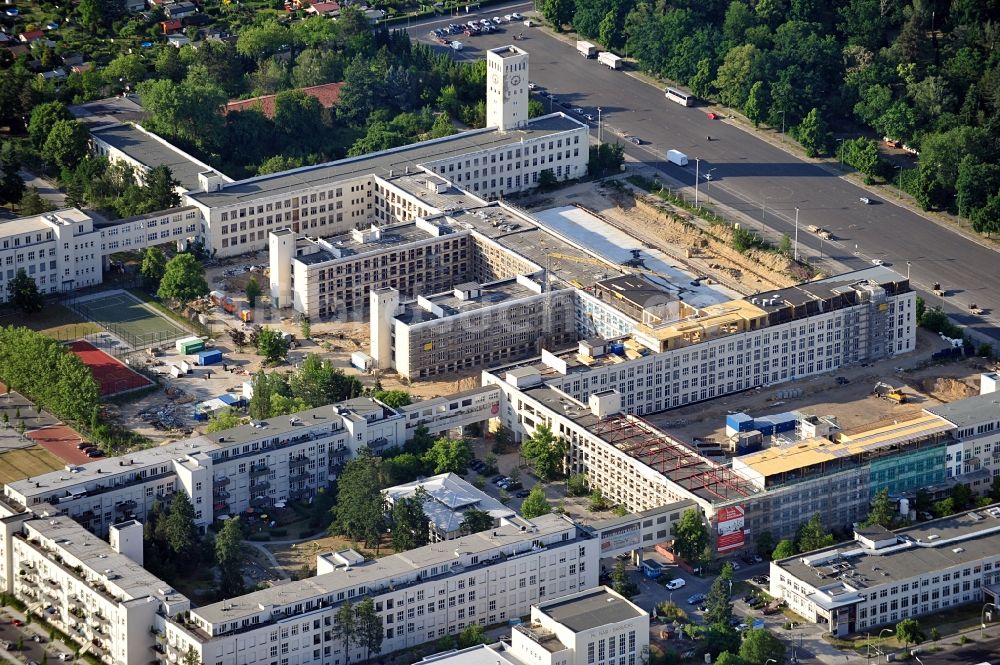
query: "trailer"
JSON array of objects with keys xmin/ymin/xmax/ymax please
[
  {"xmin": 597, "ymin": 51, "xmax": 622, "ymax": 69},
  {"xmin": 667, "ymin": 149, "xmax": 689, "ymax": 166},
  {"xmin": 576, "ymin": 40, "xmax": 597, "ymax": 58}
]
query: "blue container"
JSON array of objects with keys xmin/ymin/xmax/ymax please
[
  {"xmin": 726, "ymin": 413, "xmax": 754, "ymax": 433},
  {"xmin": 642, "ymin": 560, "xmax": 663, "ymax": 579},
  {"xmin": 610, "ymin": 342, "xmax": 626, "ymax": 355},
  {"xmin": 197, "ymin": 349, "xmax": 223, "ymax": 365},
  {"xmin": 192, "ymin": 411, "xmax": 208, "ymax": 422}
]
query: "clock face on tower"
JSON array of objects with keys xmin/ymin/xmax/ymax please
[
  {"xmin": 491, "ymin": 73, "xmax": 501, "ymax": 88},
  {"xmin": 510, "ymin": 74, "xmax": 522, "ymax": 87}
]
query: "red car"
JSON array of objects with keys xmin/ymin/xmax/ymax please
[
  {"xmin": 706, "ymin": 112, "xmax": 718, "ymax": 120},
  {"xmin": 12, "ymin": 619, "xmax": 23, "ymax": 626}
]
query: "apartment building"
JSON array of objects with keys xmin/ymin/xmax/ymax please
[
  {"xmin": 0, "ymin": 209, "xmax": 102, "ymax": 301},
  {"xmin": 383, "ymin": 473, "xmax": 517, "ymax": 541},
  {"xmin": 419, "ymin": 586, "xmax": 649, "ymax": 665},
  {"xmin": 0, "ymin": 508, "xmax": 190, "ymax": 665},
  {"xmin": 160, "ymin": 513, "xmax": 600, "ymax": 665},
  {"xmin": 372, "ymin": 277, "xmax": 579, "ymax": 379},
  {"xmin": 3, "ymin": 392, "xmax": 500, "ymax": 537},
  {"xmin": 770, "ymin": 507, "xmax": 1000, "ymax": 636},
  {"xmin": 96, "ymin": 206, "xmax": 201, "ymax": 255}
]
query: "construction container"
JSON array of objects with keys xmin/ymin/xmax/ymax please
[
  {"xmin": 196, "ymin": 349, "xmax": 223, "ymax": 366},
  {"xmin": 169, "ymin": 365, "xmax": 182, "ymax": 378},
  {"xmin": 175, "ymin": 336, "xmax": 203, "ymax": 354},
  {"xmin": 239, "ymin": 307, "xmax": 254, "ymax": 323},
  {"xmin": 734, "ymin": 431, "xmax": 764, "ymax": 455},
  {"xmin": 178, "ymin": 360, "xmax": 193, "ymax": 374},
  {"xmin": 210, "ymin": 290, "xmax": 225, "ymax": 306},
  {"xmin": 726, "ymin": 412, "xmax": 754, "ymax": 434},
  {"xmin": 222, "ymin": 297, "xmax": 236, "ymax": 314},
  {"xmin": 351, "ymin": 352, "xmax": 374, "ymax": 372}
]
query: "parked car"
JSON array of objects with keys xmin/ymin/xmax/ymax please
[
  {"xmin": 665, "ymin": 578, "xmax": 686, "ymax": 590},
  {"xmin": 686, "ymin": 593, "xmax": 706, "ymax": 605},
  {"xmin": 11, "ymin": 619, "xmax": 23, "ymax": 626},
  {"xmin": 87, "ymin": 449, "xmax": 105, "ymax": 458},
  {"xmin": 629, "ymin": 137, "xmax": 642, "ymax": 144},
  {"xmin": 730, "ymin": 561, "xmax": 741, "ymax": 571},
  {"xmin": 491, "ymin": 475, "xmax": 505, "ymax": 483},
  {"xmin": 492, "ymin": 16, "xmax": 502, "ymax": 23},
  {"xmin": 515, "ymin": 490, "xmax": 530, "ymax": 498},
  {"xmin": 511, "ymin": 12, "xmax": 522, "ymax": 19}
]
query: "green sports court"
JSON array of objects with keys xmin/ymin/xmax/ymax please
[{"xmin": 70, "ymin": 290, "xmax": 188, "ymax": 349}]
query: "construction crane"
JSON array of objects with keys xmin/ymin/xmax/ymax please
[{"xmin": 545, "ymin": 251, "xmax": 682, "ymax": 289}]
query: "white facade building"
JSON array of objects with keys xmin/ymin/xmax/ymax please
[
  {"xmin": 770, "ymin": 508, "xmax": 1000, "ymax": 636},
  {"xmin": 3, "ymin": 390, "xmax": 500, "ymax": 538},
  {"xmin": 160, "ymin": 513, "xmax": 599, "ymax": 665},
  {"xmin": 0, "ymin": 209, "xmax": 102, "ymax": 301},
  {"xmin": 928, "ymin": 377, "xmax": 1000, "ymax": 492}
]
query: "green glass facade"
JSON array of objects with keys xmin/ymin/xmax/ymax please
[{"xmin": 869, "ymin": 444, "xmax": 946, "ymax": 497}]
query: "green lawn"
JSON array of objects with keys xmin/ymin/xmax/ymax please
[{"xmin": 0, "ymin": 303, "xmax": 101, "ymax": 341}]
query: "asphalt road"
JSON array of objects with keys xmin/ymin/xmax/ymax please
[
  {"xmin": 913, "ymin": 632, "xmax": 1000, "ymax": 664},
  {"xmin": 408, "ymin": 17, "xmax": 1000, "ymax": 344}
]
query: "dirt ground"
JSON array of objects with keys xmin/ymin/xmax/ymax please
[
  {"xmin": 646, "ymin": 328, "xmax": 993, "ymax": 444},
  {"xmin": 521, "ymin": 177, "xmax": 797, "ymax": 297},
  {"xmin": 265, "ymin": 533, "xmax": 390, "ymax": 579}
]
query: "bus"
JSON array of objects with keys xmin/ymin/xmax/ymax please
[{"xmin": 665, "ymin": 86, "xmax": 695, "ymax": 107}]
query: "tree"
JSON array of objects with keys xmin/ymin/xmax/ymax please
[
  {"xmin": 589, "ymin": 490, "xmax": 612, "ymax": 512},
  {"xmin": 744, "ymin": 81, "xmax": 767, "ymax": 127},
  {"xmin": 715, "ymin": 652, "xmax": 749, "ymax": 665},
  {"xmin": 537, "ymin": 169, "xmax": 559, "ymax": 192},
  {"xmin": 300, "ymin": 316, "xmax": 311, "ymax": 339},
  {"xmin": 140, "ymin": 247, "xmax": 167, "ymax": 289},
  {"xmin": 256, "ymin": 328, "xmax": 289, "ymax": 363},
  {"xmin": 165, "ymin": 491, "xmax": 198, "ymax": 557},
  {"xmin": 158, "ymin": 253, "xmax": 209, "ymax": 303},
  {"xmin": 796, "ymin": 512, "xmax": 834, "ymax": 552},
  {"xmin": 236, "ymin": 19, "xmax": 294, "ymax": 61},
  {"xmin": 950, "ymin": 482, "xmax": 974, "ymax": 511},
  {"xmin": 611, "ymin": 560, "xmax": 638, "ymax": 599},
  {"xmin": 778, "ymin": 233, "xmax": 792, "ymax": 256},
  {"xmin": 391, "ymin": 489, "xmax": 429, "ymax": 552},
  {"xmin": 215, "ymin": 516, "xmax": 245, "ymax": 598},
  {"xmin": 422, "ymin": 437, "xmax": 472, "ymax": 475},
  {"xmin": 207, "ymin": 409, "xmax": 245, "ymax": 433},
  {"xmin": 245, "ymin": 277, "xmax": 262, "ymax": 308},
  {"xmin": 521, "ymin": 424, "xmax": 566, "ymax": 481},
  {"xmin": 772, "ymin": 539, "xmax": 797, "ymax": 560},
  {"xmin": 0, "ymin": 143, "xmax": 24, "ymax": 208},
  {"xmin": 141, "ymin": 165, "xmax": 181, "ymax": 213},
  {"xmin": 289, "ymin": 354, "xmax": 363, "ymax": 406},
  {"xmin": 333, "ymin": 600, "xmax": 356, "ymax": 665},
  {"xmin": 19, "ymin": 187, "xmax": 55, "ymax": 216},
  {"xmin": 355, "ymin": 597, "xmax": 384, "ymax": 661},
  {"xmin": 673, "ymin": 509, "xmax": 708, "ymax": 563},
  {"xmin": 331, "ymin": 448, "xmax": 385, "ymax": 549},
  {"xmin": 567, "ymin": 474, "xmax": 590, "ymax": 497},
  {"xmin": 540, "ymin": 0, "xmax": 575, "ymax": 30},
  {"xmin": 28, "ymin": 102, "xmax": 72, "ymax": 149},
  {"xmin": 7, "ymin": 269, "xmax": 43, "ymax": 314},
  {"xmin": 42, "ymin": 120, "xmax": 89, "ymax": 170},
  {"xmin": 704, "ymin": 576, "xmax": 734, "ymax": 626},
  {"xmin": 738, "ymin": 629, "xmax": 786, "ymax": 665},
  {"xmin": 182, "ymin": 647, "xmax": 201, "ymax": 665},
  {"xmin": 458, "ymin": 624, "xmax": 487, "ymax": 648},
  {"xmin": 248, "ymin": 370, "xmax": 272, "ymax": 421},
  {"xmin": 756, "ymin": 531, "xmax": 774, "ymax": 560},
  {"xmin": 796, "ymin": 107, "xmax": 829, "ymax": 157},
  {"xmin": 863, "ymin": 488, "xmax": 896, "ymax": 528},
  {"xmin": 373, "ymin": 390, "xmax": 412, "ymax": 408},
  {"xmin": 990, "ymin": 476, "xmax": 1000, "ymax": 502},
  {"xmin": 520, "ymin": 486, "xmax": 552, "ymax": 519},
  {"xmin": 460, "ymin": 509, "xmax": 494, "ymax": 535},
  {"xmin": 895, "ymin": 618, "xmax": 922, "ymax": 648}
]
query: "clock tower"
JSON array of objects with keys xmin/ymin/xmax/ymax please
[{"xmin": 486, "ymin": 45, "xmax": 529, "ymax": 132}]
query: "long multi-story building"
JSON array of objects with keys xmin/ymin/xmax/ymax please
[
  {"xmin": 770, "ymin": 506, "xmax": 1000, "ymax": 636},
  {"xmin": 0, "ymin": 209, "xmax": 102, "ymax": 302},
  {"xmin": 2, "ymin": 389, "xmax": 500, "ymax": 538},
  {"xmin": 927, "ymin": 375, "xmax": 1000, "ymax": 491},
  {"xmin": 160, "ymin": 512, "xmax": 599, "ymax": 665}
]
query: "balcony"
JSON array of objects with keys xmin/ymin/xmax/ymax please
[
  {"xmin": 250, "ymin": 496, "xmax": 271, "ymax": 509},
  {"xmin": 213, "ymin": 489, "xmax": 230, "ymax": 500},
  {"xmin": 290, "ymin": 472, "xmax": 312, "ymax": 484},
  {"xmin": 213, "ymin": 476, "xmax": 231, "ymax": 487},
  {"xmin": 250, "ymin": 479, "xmax": 269, "ymax": 492},
  {"xmin": 289, "ymin": 455, "xmax": 310, "ymax": 471},
  {"xmin": 213, "ymin": 502, "xmax": 229, "ymax": 513},
  {"xmin": 249, "ymin": 464, "xmax": 269, "ymax": 478},
  {"xmin": 116, "ymin": 499, "xmax": 137, "ymax": 513}
]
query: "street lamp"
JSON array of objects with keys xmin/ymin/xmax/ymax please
[
  {"xmin": 695, "ymin": 158, "xmax": 700, "ymax": 208},
  {"xmin": 705, "ymin": 168, "xmax": 717, "ymax": 204},
  {"xmin": 894, "ymin": 165, "xmax": 903, "ymax": 199},
  {"xmin": 837, "ymin": 138, "xmax": 845, "ymax": 172},
  {"xmin": 794, "ymin": 207, "xmax": 800, "ymax": 262},
  {"xmin": 906, "ymin": 261, "xmax": 911, "ymax": 280},
  {"xmin": 780, "ymin": 110, "xmax": 785, "ymax": 136},
  {"xmin": 877, "ymin": 628, "xmax": 893, "ymax": 665},
  {"xmin": 981, "ymin": 601, "xmax": 996, "ymax": 638},
  {"xmin": 956, "ymin": 192, "xmax": 963, "ymax": 228},
  {"xmin": 598, "ymin": 107, "xmax": 603, "ymax": 145}
]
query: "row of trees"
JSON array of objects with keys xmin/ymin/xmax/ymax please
[
  {"xmin": 772, "ymin": 512, "xmax": 836, "ymax": 560},
  {"xmin": 0, "ymin": 326, "xmax": 100, "ymax": 425},
  {"xmin": 540, "ymin": 0, "xmax": 1000, "ymax": 234},
  {"xmin": 244, "ymin": 355, "xmax": 364, "ymax": 421}
]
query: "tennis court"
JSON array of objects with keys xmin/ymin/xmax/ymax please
[{"xmin": 71, "ymin": 290, "xmax": 186, "ymax": 349}]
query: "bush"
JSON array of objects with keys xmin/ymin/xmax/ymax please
[{"xmin": 248, "ymin": 533, "xmax": 271, "ymax": 541}]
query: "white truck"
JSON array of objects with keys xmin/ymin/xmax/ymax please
[
  {"xmin": 576, "ymin": 40, "xmax": 597, "ymax": 58},
  {"xmin": 667, "ymin": 150, "xmax": 689, "ymax": 167},
  {"xmin": 597, "ymin": 51, "xmax": 622, "ymax": 69}
]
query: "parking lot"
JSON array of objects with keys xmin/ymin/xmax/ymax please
[{"xmin": 0, "ymin": 608, "xmax": 76, "ymax": 663}]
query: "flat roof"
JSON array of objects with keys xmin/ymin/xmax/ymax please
[
  {"xmin": 417, "ymin": 644, "xmax": 522, "ymax": 665},
  {"xmin": 524, "ymin": 386, "xmax": 758, "ymax": 503},
  {"xmin": 68, "ymin": 94, "xmax": 148, "ymax": 125},
  {"xmin": 396, "ymin": 278, "xmax": 543, "ymax": 325},
  {"xmin": 192, "ymin": 513, "xmax": 577, "ymax": 625},
  {"xmin": 188, "ymin": 114, "xmax": 583, "ymax": 207},
  {"xmin": 777, "ymin": 505, "xmax": 1000, "ymax": 589},
  {"xmin": 90, "ymin": 123, "xmax": 224, "ymax": 192},
  {"xmin": 383, "ymin": 172, "xmax": 485, "ymax": 212},
  {"xmin": 0, "ymin": 209, "xmax": 92, "ymax": 236},
  {"xmin": 539, "ymin": 587, "xmax": 645, "ymax": 632},
  {"xmin": 294, "ymin": 222, "xmax": 443, "ymax": 265},
  {"xmin": 736, "ymin": 413, "xmax": 953, "ymax": 478},
  {"xmin": 746, "ymin": 266, "xmax": 908, "ymax": 314},
  {"xmin": 384, "ymin": 473, "xmax": 515, "ymax": 534},
  {"xmin": 925, "ymin": 392, "xmax": 1000, "ymax": 429},
  {"xmin": 26, "ymin": 515, "xmax": 185, "ymax": 605}
]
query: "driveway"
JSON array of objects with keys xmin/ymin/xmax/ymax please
[{"xmin": 19, "ymin": 169, "xmax": 66, "ymax": 207}]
